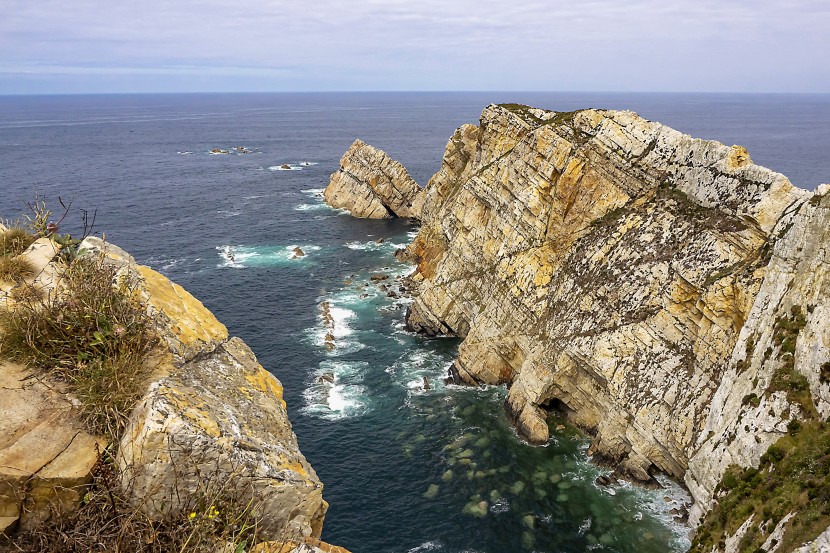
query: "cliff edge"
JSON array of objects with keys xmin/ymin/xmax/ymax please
[
  {"xmin": 332, "ymin": 103, "xmax": 830, "ymax": 551},
  {"xmin": 0, "ymin": 227, "xmax": 340, "ymax": 550}
]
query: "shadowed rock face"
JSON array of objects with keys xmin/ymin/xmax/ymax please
[
  {"xmin": 323, "ymin": 139, "xmax": 424, "ymax": 219},
  {"xmin": 393, "ymin": 104, "xmax": 825, "ymax": 518}
]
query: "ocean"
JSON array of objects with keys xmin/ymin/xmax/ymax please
[{"xmin": 1, "ymin": 92, "xmax": 829, "ymax": 553}]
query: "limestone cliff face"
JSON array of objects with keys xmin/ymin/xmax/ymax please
[
  {"xmin": 0, "ymin": 235, "xmax": 328, "ymax": 543},
  {"xmin": 323, "ymin": 139, "xmax": 424, "ymax": 219},
  {"xmin": 391, "ymin": 104, "xmax": 830, "ymax": 548},
  {"xmin": 404, "ymin": 104, "xmax": 805, "ymax": 486},
  {"xmin": 686, "ymin": 185, "xmax": 830, "ymax": 527}
]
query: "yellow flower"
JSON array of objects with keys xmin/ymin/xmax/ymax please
[{"xmin": 188, "ymin": 512, "xmax": 196, "ymax": 519}]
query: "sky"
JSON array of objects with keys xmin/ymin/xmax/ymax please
[{"xmin": 1, "ymin": 0, "xmax": 829, "ymax": 94}]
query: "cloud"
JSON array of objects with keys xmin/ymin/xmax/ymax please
[{"xmin": 1, "ymin": 0, "xmax": 828, "ymax": 92}]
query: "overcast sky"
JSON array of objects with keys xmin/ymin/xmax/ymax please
[{"xmin": 2, "ymin": 0, "xmax": 829, "ymax": 94}]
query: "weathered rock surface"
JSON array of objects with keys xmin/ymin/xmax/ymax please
[
  {"xmin": 404, "ymin": 103, "xmax": 805, "ymax": 482},
  {"xmin": 117, "ymin": 336, "xmax": 326, "ymax": 540},
  {"xmin": 0, "ymin": 236, "xmax": 329, "ymax": 543},
  {"xmin": 686, "ymin": 185, "xmax": 830, "ymax": 526},
  {"xmin": 0, "ymin": 361, "xmax": 106, "ymax": 534},
  {"xmin": 361, "ymin": 103, "xmax": 827, "ymax": 547},
  {"xmin": 323, "ymin": 139, "xmax": 424, "ymax": 219}
]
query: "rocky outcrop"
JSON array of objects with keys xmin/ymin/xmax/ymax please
[
  {"xmin": 374, "ymin": 103, "xmax": 827, "ymax": 547},
  {"xmin": 323, "ymin": 139, "xmax": 424, "ymax": 219},
  {"xmin": 0, "ymin": 360, "xmax": 106, "ymax": 533},
  {"xmin": 404, "ymin": 103, "xmax": 805, "ymax": 480},
  {"xmin": 0, "ymin": 235, "xmax": 329, "ymax": 543}
]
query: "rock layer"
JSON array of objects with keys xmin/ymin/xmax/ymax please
[
  {"xmin": 378, "ymin": 102, "xmax": 829, "ymax": 546},
  {"xmin": 323, "ymin": 139, "xmax": 424, "ymax": 219},
  {"xmin": 405, "ymin": 103, "xmax": 804, "ymax": 482}
]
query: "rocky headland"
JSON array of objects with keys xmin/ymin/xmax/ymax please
[
  {"xmin": 0, "ymin": 225, "xmax": 346, "ymax": 552},
  {"xmin": 325, "ymin": 104, "xmax": 830, "ymax": 552}
]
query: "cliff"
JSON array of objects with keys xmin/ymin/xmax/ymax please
[
  {"xmin": 0, "ymin": 229, "xmax": 340, "ymax": 550},
  {"xmin": 333, "ymin": 103, "xmax": 829, "ymax": 550},
  {"xmin": 323, "ymin": 138, "xmax": 425, "ymax": 219}
]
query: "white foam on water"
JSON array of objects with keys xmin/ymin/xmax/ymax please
[
  {"xmin": 176, "ymin": 151, "xmax": 193, "ymax": 155},
  {"xmin": 216, "ymin": 244, "xmax": 320, "ymax": 268},
  {"xmin": 345, "ymin": 241, "xmax": 385, "ymax": 251},
  {"xmin": 268, "ymin": 164, "xmax": 303, "ymax": 171},
  {"xmin": 302, "ymin": 361, "xmax": 370, "ymax": 420},
  {"xmin": 327, "ymin": 306, "xmax": 355, "ymax": 338},
  {"xmin": 301, "ymin": 188, "xmax": 325, "ymax": 196},
  {"xmin": 216, "ymin": 209, "xmax": 241, "ymax": 218},
  {"xmin": 406, "ymin": 541, "xmax": 443, "ymax": 553},
  {"xmin": 298, "ymin": 161, "xmax": 319, "ymax": 166},
  {"xmin": 295, "ymin": 203, "xmax": 331, "ymax": 212}
]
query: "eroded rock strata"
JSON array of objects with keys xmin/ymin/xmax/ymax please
[
  {"xmin": 324, "ymin": 138, "xmax": 425, "ymax": 219},
  {"xmin": 334, "ymin": 103, "xmax": 829, "ymax": 549}
]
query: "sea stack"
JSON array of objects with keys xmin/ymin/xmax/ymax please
[{"xmin": 323, "ymin": 139, "xmax": 425, "ymax": 219}]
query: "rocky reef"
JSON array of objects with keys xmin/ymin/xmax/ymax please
[
  {"xmin": 323, "ymin": 138, "xmax": 424, "ymax": 219},
  {"xmin": 327, "ymin": 103, "xmax": 830, "ymax": 551},
  {"xmin": 0, "ymin": 227, "xmax": 343, "ymax": 551}
]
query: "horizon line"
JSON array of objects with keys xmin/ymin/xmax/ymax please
[{"xmin": 2, "ymin": 90, "xmax": 830, "ymax": 97}]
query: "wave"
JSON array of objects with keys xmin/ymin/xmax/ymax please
[
  {"xmin": 302, "ymin": 360, "xmax": 370, "ymax": 420},
  {"xmin": 216, "ymin": 244, "xmax": 321, "ymax": 268}
]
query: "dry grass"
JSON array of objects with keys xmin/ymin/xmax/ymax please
[
  {"xmin": 0, "ymin": 227, "xmax": 36, "ymax": 258},
  {"xmin": 2, "ymin": 449, "xmax": 274, "ymax": 553},
  {"xmin": 0, "ymin": 257, "xmax": 35, "ymax": 283},
  {"xmin": 0, "ymin": 250, "xmax": 157, "ymax": 439}
]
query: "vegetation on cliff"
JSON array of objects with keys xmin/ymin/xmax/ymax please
[
  {"xmin": 691, "ymin": 420, "xmax": 830, "ymax": 552},
  {"xmin": 0, "ymin": 207, "xmax": 155, "ymax": 439},
  {"xmin": 0, "ymin": 204, "xmax": 328, "ymax": 552}
]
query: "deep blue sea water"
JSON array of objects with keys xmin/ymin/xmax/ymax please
[{"xmin": 2, "ymin": 92, "xmax": 829, "ymax": 553}]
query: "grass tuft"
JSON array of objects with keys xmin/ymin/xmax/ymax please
[
  {"xmin": 7, "ymin": 447, "xmax": 274, "ymax": 553},
  {"xmin": 0, "ymin": 226, "xmax": 36, "ymax": 257},
  {"xmin": 0, "ymin": 256, "xmax": 36, "ymax": 283},
  {"xmin": 0, "ymin": 250, "xmax": 157, "ymax": 438}
]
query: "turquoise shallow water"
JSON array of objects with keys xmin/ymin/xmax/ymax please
[{"xmin": 2, "ymin": 92, "xmax": 829, "ymax": 552}]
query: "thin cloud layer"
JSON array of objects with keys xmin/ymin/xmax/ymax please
[{"xmin": 2, "ymin": 0, "xmax": 828, "ymax": 92}]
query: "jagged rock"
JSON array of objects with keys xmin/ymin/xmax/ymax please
[
  {"xmin": 391, "ymin": 104, "xmax": 830, "ymax": 548},
  {"xmin": 317, "ymin": 372, "xmax": 335, "ymax": 384},
  {"xmin": 686, "ymin": 184, "xmax": 830, "ymax": 527},
  {"xmin": 403, "ymin": 104, "xmax": 803, "ymax": 484},
  {"xmin": 117, "ymin": 337, "xmax": 327, "ymax": 541},
  {"xmin": 323, "ymin": 139, "xmax": 424, "ymax": 219},
  {"xmin": 1, "ymin": 237, "xmax": 331, "ymax": 543},
  {"xmin": 293, "ymin": 247, "xmax": 306, "ymax": 258}
]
